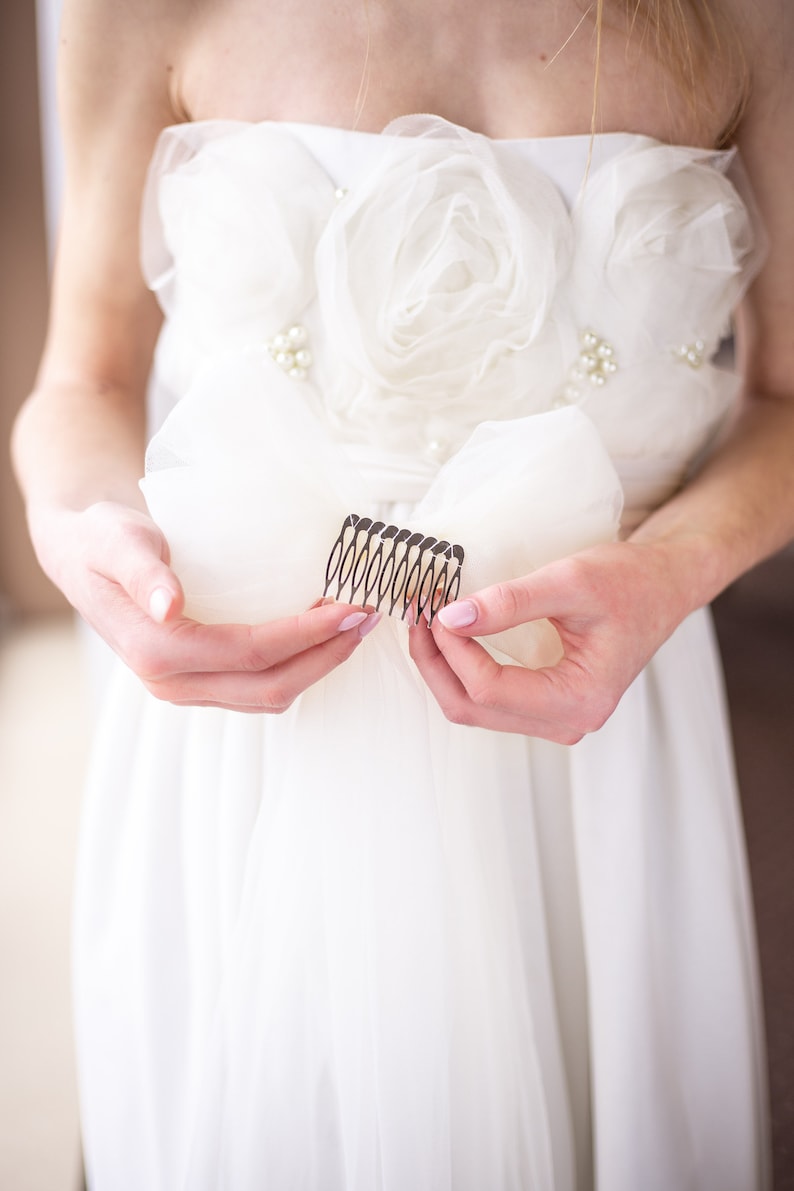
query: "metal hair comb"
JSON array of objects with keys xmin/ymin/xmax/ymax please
[{"xmin": 323, "ymin": 513, "xmax": 465, "ymax": 624}]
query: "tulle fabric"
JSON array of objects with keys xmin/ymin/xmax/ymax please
[
  {"xmin": 141, "ymin": 116, "xmax": 762, "ymax": 461},
  {"xmin": 141, "ymin": 355, "xmax": 624, "ymax": 667},
  {"xmin": 73, "ymin": 118, "xmax": 770, "ymax": 1191},
  {"xmin": 73, "ymin": 611, "xmax": 768, "ymax": 1191}
]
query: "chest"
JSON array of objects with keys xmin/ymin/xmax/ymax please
[{"xmin": 174, "ymin": 0, "xmax": 739, "ymax": 146}]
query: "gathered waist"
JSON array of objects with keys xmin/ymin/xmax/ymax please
[{"xmin": 342, "ymin": 442, "xmax": 687, "ymax": 532}]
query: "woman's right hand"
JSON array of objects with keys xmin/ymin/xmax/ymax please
[
  {"xmin": 11, "ymin": 3, "xmax": 383, "ymax": 721},
  {"xmin": 29, "ymin": 500, "xmax": 379, "ymax": 713}
]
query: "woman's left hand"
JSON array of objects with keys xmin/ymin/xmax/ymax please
[{"xmin": 408, "ymin": 539, "xmax": 691, "ymax": 743}]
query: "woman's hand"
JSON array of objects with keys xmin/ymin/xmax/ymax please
[
  {"xmin": 30, "ymin": 500, "xmax": 378, "ymax": 713},
  {"xmin": 408, "ymin": 539, "xmax": 692, "ymax": 743}
]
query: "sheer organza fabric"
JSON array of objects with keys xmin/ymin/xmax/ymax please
[{"xmin": 73, "ymin": 118, "xmax": 769, "ymax": 1191}]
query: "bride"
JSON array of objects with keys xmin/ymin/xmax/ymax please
[{"xmin": 12, "ymin": 0, "xmax": 792, "ymax": 1187}]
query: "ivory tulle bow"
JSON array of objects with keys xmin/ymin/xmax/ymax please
[{"xmin": 141, "ymin": 353, "xmax": 624, "ymax": 668}]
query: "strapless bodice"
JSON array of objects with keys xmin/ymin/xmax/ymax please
[{"xmin": 142, "ymin": 114, "xmax": 758, "ymax": 475}]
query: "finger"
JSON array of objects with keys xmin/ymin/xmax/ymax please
[
  {"xmin": 409, "ymin": 616, "xmax": 571, "ymax": 739},
  {"xmin": 436, "ymin": 555, "xmax": 602, "ymax": 639},
  {"xmin": 430, "ymin": 618, "xmax": 615, "ymax": 740},
  {"xmin": 147, "ymin": 612, "xmax": 381, "ymax": 711},
  {"xmin": 82, "ymin": 504, "xmax": 185, "ymax": 622},
  {"xmin": 124, "ymin": 603, "xmax": 379, "ymax": 683}
]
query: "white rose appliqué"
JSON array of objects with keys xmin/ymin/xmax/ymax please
[{"xmin": 315, "ymin": 117, "xmax": 572, "ymax": 449}]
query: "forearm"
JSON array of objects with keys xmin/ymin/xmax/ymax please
[
  {"xmin": 11, "ymin": 375, "xmax": 151, "ymax": 595},
  {"xmin": 13, "ymin": 376, "xmax": 148, "ymax": 512},
  {"xmin": 630, "ymin": 390, "xmax": 794, "ymax": 615}
]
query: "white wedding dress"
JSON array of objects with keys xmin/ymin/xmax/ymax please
[{"xmin": 73, "ymin": 117, "xmax": 770, "ymax": 1191}]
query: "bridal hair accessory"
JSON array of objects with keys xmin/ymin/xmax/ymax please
[{"xmin": 324, "ymin": 514, "xmax": 464, "ymax": 623}]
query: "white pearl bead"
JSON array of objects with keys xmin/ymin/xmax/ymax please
[
  {"xmin": 334, "ymin": 187, "xmax": 348, "ymax": 201},
  {"xmin": 673, "ymin": 339, "xmax": 706, "ymax": 369},
  {"xmin": 570, "ymin": 329, "xmax": 618, "ymax": 390},
  {"xmin": 267, "ymin": 325, "xmax": 313, "ymax": 379}
]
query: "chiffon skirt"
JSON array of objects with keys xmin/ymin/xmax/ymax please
[{"xmin": 73, "ymin": 605, "xmax": 769, "ymax": 1191}]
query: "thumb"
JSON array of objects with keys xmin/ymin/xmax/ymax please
[
  {"xmin": 86, "ymin": 504, "xmax": 185, "ymax": 624},
  {"xmin": 436, "ymin": 562, "xmax": 581, "ymax": 638},
  {"xmin": 123, "ymin": 530, "xmax": 185, "ymax": 624}
]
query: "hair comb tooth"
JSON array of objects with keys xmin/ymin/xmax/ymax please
[{"xmin": 323, "ymin": 514, "xmax": 465, "ymax": 623}]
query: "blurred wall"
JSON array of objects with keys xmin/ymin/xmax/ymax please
[{"xmin": 0, "ymin": 2, "xmax": 65, "ymax": 616}]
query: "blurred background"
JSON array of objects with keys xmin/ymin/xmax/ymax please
[
  {"xmin": 1, "ymin": 4, "xmax": 90, "ymax": 1190},
  {"xmin": 0, "ymin": 3, "xmax": 792, "ymax": 1189}
]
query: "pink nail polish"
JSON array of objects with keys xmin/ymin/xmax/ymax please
[
  {"xmin": 338, "ymin": 611, "xmax": 368, "ymax": 632},
  {"xmin": 357, "ymin": 612, "xmax": 382, "ymax": 638},
  {"xmin": 148, "ymin": 587, "xmax": 173, "ymax": 624},
  {"xmin": 437, "ymin": 600, "xmax": 478, "ymax": 629}
]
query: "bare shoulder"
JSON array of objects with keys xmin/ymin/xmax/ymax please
[
  {"xmin": 730, "ymin": 0, "xmax": 794, "ymax": 396},
  {"xmin": 732, "ymin": 0, "xmax": 792, "ymax": 116},
  {"xmin": 57, "ymin": 0, "xmax": 193, "ymax": 252},
  {"xmin": 59, "ymin": 0, "xmax": 191, "ymax": 156},
  {"xmin": 739, "ymin": 0, "xmax": 792, "ymax": 58},
  {"xmin": 41, "ymin": 0, "xmax": 194, "ymax": 398}
]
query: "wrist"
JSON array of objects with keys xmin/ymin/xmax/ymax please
[{"xmin": 627, "ymin": 521, "xmax": 735, "ymax": 621}]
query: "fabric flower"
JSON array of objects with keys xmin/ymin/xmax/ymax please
[
  {"xmin": 145, "ymin": 123, "xmax": 337, "ymax": 357},
  {"xmin": 315, "ymin": 117, "xmax": 571, "ymax": 445},
  {"xmin": 569, "ymin": 141, "xmax": 759, "ymax": 358}
]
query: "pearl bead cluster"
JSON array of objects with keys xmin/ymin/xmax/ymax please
[
  {"xmin": 572, "ymin": 329, "xmax": 618, "ymax": 388},
  {"xmin": 554, "ymin": 329, "xmax": 618, "ymax": 407},
  {"xmin": 266, "ymin": 324, "xmax": 313, "ymax": 381},
  {"xmin": 673, "ymin": 339, "xmax": 706, "ymax": 369}
]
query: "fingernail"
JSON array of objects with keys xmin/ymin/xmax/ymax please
[
  {"xmin": 437, "ymin": 600, "xmax": 478, "ymax": 629},
  {"xmin": 148, "ymin": 587, "xmax": 173, "ymax": 624},
  {"xmin": 357, "ymin": 611, "xmax": 382, "ymax": 638},
  {"xmin": 338, "ymin": 611, "xmax": 368, "ymax": 632}
]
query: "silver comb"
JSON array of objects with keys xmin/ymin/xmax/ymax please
[{"xmin": 323, "ymin": 514, "xmax": 465, "ymax": 623}]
